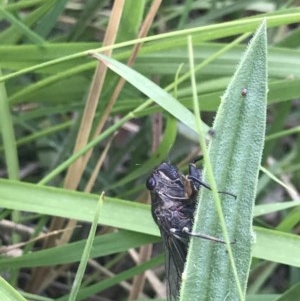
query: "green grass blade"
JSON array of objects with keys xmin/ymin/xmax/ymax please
[
  {"xmin": 57, "ymin": 255, "xmax": 164, "ymax": 301},
  {"xmin": 0, "ymin": 276, "xmax": 28, "ymax": 301},
  {"xmin": 1, "ymin": 181, "xmax": 300, "ymax": 269},
  {"xmin": 274, "ymin": 282, "xmax": 300, "ymax": 301},
  {"xmin": 253, "ymin": 227, "xmax": 300, "ymax": 268},
  {"xmin": 0, "ymin": 179, "xmax": 157, "ymax": 236},
  {"xmin": 68, "ymin": 193, "xmax": 103, "ymax": 301},
  {"xmin": 0, "ymin": 68, "xmax": 19, "ymax": 179},
  {"xmin": 90, "ymin": 52, "xmax": 209, "ymax": 133},
  {"xmin": 181, "ymin": 21, "xmax": 267, "ymax": 301},
  {"xmin": 0, "ymin": 231, "xmax": 159, "ymax": 269},
  {"xmin": 254, "ymin": 201, "xmax": 300, "ymax": 217},
  {"xmin": 0, "ymin": 6, "xmax": 44, "ymax": 44}
]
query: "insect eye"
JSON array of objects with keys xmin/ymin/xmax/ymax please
[{"xmin": 146, "ymin": 176, "xmax": 156, "ymax": 190}]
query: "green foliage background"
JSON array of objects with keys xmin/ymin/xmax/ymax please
[{"xmin": 1, "ymin": 1, "xmax": 300, "ymax": 300}]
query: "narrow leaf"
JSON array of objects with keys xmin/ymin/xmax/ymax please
[
  {"xmin": 181, "ymin": 21, "xmax": 267, "ymax": 301},
  {"xmin": 0, "ymin": 276, "xmax": 27, "ymax": 301},
  {"xmin": 90, "ymin": 52, "xmax": 209, "ymax": 133}
]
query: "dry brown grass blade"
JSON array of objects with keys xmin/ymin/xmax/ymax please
[
  {"xmin": 26, "ymin": 0, "xmax": 125, "ymax": 293},
  {"xmin": 92, "ymin": 0, "xmax": 163, "ymax": 137},
  {"xmin": 0, "ymin": 226, "xmax": 80, "ymax": 256},
  {"xmin": 129, "ymin": 245, "xmax": 153, "ymax": 300},
  {"xmin": 129, "ymin": 248, "xmax": 166, "ymax": 299},
  {"xmin": 65, "ymin": 0, "xmax": 125, "ymax": 191},
  {"xmin": 84, "ymin": 133, "xmax": 115, "ymax": 193},
  {"xmin": 81, "ymin": 0, "xmax": 164, "ymax": 178}
]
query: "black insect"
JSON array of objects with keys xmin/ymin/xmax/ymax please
[{"xmin": 146, "ymin": 157, "xmax": 235, "ymax": 300}]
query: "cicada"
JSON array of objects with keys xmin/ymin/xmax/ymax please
[{"xmin": 146, "ymin": 158, "xmax": 235, "ymax": 300}]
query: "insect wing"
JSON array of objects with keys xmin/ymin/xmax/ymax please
[{"xmin": 160, "ymin": 227, "xmax": 187, "ymax": 301}]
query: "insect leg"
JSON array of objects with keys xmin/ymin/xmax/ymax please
[
  {"xmin": 187, "ymin": 175, "xmax": 236, "ymax": 199},
  {"xmin": 188, "ymin": 158, "xmax": 236, "ymax": 199},
  {"xmin": 182, "ymin": 227, "xmax": 236, "ymax": 244}
]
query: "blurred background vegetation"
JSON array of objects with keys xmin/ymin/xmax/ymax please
[{"xmin": 1, "ymin": 1, "xmax": 300, "ymax": 300}]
